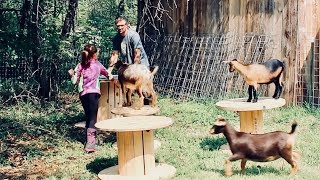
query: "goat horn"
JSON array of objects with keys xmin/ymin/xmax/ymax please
[
  {"xmin": 216, "ymin": 115, "xmax": 224, "ymax": 121},
  {"xmin": 215, "ymin": 120, "xmax": 226, "ymax": 126},
  {"xmin": 222, "ymin": 60, "xmax": 230, "ymax": 64}
]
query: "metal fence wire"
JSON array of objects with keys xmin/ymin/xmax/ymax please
[
  {"xmin": 144, "ymin": 33, "xmax": 274, "ymax": 100},
  {"xmin": 296, "ymin": 37, "xmax": 320, "ymax": 106}
]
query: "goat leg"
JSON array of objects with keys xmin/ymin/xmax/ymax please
[
  {"xmin": 247, "ymin": 85, "xmax": 253, "ymax": 102},
  {"xmin": 225, "ymin": 154, "xmax": 243, "ymax": 176},
  {"xmin": 292, "ymin": 151, "xmax": 301, "ymax": 162},
  {"xmin": 277, "ymin": 85, "xmax": 283, "ymax": 99},
  {"xmin": 290, "ymin": 161, "xmax": 298, "ymax": 176},
  {"xmin": 121, "ymin": 84, "xmax": 128, "ymax": 107},
  {"xmin": 225, "ymin": 159, "xmax": 233, "ymax": 176},
  {"xmin": 272, "ymin": 83, "xmax": 278, "ymax": 98},
  {"xmin": 135, "ymin": 87, "xmax": 144, "ymax": 110},
  {"xmin": 240, "ymin": 159, "xmax": 247, "ymax": 175},
  {"xmin": 127, "ymin": 89, "xmax": 133, "ymax": 106},
  {"xmin": 147, "ymin": 82, "xmax": 157, "ymax": 107},
  {"xmin": 151, "ymin": 91, "xmax": 157, "ymax": 107},
  {"xmin": 252, "ymin": 85, "xmax": 258, "ymax": 103},
  {"xmin": 273, "ymin": 81, "xmax": 281, "ymax": 99},
  {"xmin": 280, "ymin": 151, "xmax": 298, "ymax": 176}
]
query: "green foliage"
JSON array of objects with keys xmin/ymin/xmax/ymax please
[
  {"xmin": 0, "ymin": 0, "xmax": 138, "ymax": 104},
  {"xmin": 0, "ymin": 80, "xmax": 40, "ymax": 104}
]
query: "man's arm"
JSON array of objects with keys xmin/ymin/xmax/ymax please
[{"xmin": 133, "ymin": 48, "xmax": 141, "ymax": 64}]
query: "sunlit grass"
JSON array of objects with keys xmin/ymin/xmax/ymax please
[{"xmin": 1, "ymin": 96, "xmax": 320, "ymax": 179}]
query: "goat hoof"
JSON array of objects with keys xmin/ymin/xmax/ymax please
[
  {"xmin": 225, "ymin": 171, "xmax": 233, "ymax": 176},
  {"xmin": 252, "ymin": 99, "xmax": 258, "ymax": 103},
  {"xmin": 134, "ymin": 107, "xmax": 142, "ymax": 110},
  {"xmin": 247, "ymin": 99, "xmax": 252, "ymax": 102}
]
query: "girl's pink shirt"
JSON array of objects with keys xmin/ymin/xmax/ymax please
[{"xmin": 74, "ymin": 59, "xmax": 109, "ymax": 96}]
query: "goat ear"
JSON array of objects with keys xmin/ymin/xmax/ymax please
[
  {"xmin": 215, "ymin": 115, "xmax": 227, "ymax": 126},
  {"xmin": 215, "ymin": 119, "xmax": 226, "ymax": 126},
  {"xmin": 222, "ymin": 60, "xmax": 231, "ymax": 64}
]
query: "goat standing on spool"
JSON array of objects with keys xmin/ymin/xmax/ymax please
[
  {"xmin": 108, "ymin": 60, "xmax": 158, "ymax": 110},
  {"xmin": 224, "ymin": 59, "xmax": 285, "ymax": 103}
]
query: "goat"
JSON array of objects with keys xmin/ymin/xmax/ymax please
[
  {"xmin": 209, "ymin": 116, "xmax": 299, "ymax": 176},
  {"xmin": 224, "ymin": 59, "xmax": 285, "ymax": 103},
  {"xmin": 108, "ymin": 60, "xmax": 158, "ymax": 110}
]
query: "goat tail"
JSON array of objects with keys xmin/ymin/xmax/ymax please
[
  {"xmin": 290, "ymin": 121, "xmax": 298, "ymax": 134},
  {"xmin": 278, "ymin": 59, "xmax": 286, "ymax": 86},
  {"xmin": 280, "ymin": 58, "xmax": 287, "ymax": 73},
  {"xmin": 281, "ymin": 60, "xmax": 285, "ymax": 73}
]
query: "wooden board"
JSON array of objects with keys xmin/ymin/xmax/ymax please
[
  {"xmin": 95, "ymin": 116, "xmax": 173, "ymax": 132},
  {"xmin": 97, "ymin": 80, "xmax": 122, "ymax": 121},
  {"xmin": 239, "ymin": 110, "xmax": 263, "ymax": 134},
  {"xmin": 117, "ymin": 131, "xmax": 145, "ymax": 175},
  {"xmin": 111, "ymin": 106, "xmax": 160, "ymax": 117},
  {"xmin": 216, "ymin": 97, "xmax": 286, "ymax": 111},
  {"xmin": 98, "ymin": 163, "xmax": 176, "ymax": 180},
  {"xmin": 143, "ymin": 130, "xmax": 155, "ymax": 174}
]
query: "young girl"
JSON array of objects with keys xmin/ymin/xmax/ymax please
[{"xmin": 68, "ymin": 43, "xmax": 112, "ymax": 153}]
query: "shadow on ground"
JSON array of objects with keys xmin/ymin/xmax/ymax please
[
  {"xmin": 86, "ymin": 157, "xmax": 118, "ymax": 174},
  {"xmin": 199, "ymin": 136, "xmax": 227, "ymax": 151},
  {"xmin": 206, "ymin": 163, "xmax": 283, "ymax": 176}
]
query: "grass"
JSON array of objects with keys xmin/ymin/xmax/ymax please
[{"xmin": 1, "ymin": 95, "xmax": 320, "ymax": 179}]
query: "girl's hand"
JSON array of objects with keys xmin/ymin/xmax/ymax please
[{"xmin": 68, "ymin": 69, "xmax": 74, "ymax": 77}]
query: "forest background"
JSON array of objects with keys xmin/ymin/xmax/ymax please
[{"xmin": 0, "ymin": 0, "xmax": 138, "ymax": 104}]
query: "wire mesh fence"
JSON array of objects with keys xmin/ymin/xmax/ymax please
[
  {"xmin": 145, "ymin": 33, "xmax": 275, "ymax": 100},
  {"xmin": 1, "ymin": 33, "xmax": 319, "ymax": 106},
  {"xmin": 296, "ymin": 37, "xmax": 320, "ymax": 107}
]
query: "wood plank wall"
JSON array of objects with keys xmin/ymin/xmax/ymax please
[{"xmin": 138, "ymin": 0, "xmax": 320, "ymax": 104}]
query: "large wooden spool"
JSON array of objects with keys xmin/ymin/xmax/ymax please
[{"xmin": 95, "ymin": 116, "xmax": 176, "ymax": 179}]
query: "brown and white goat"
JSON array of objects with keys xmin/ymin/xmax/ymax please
[
  {"xmin": 210, "ymin": 116, "xmax": 299, "ymax": 176},
  {"xmin": 224, "ymin": 59, "xmax": 285, "ymax": 103},
  {"xmin": 109, "ymin": 60, "xmax": 158, "ymax": 110}
]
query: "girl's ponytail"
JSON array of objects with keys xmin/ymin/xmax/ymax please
[
  {"xmin": 81, "ymin": 50, "xmax": 89, "ymax": 68},
  {"xmin": 81, "ymin": 44, "xmax": 97, "ymax": 68}
]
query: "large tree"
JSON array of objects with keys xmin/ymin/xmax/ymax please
[{"xmin": 61, "ymin": 0, "xmax": 78, "ymax": 38}]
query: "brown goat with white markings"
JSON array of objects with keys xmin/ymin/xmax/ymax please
[
  {"xmin": 225, "ymin": 59, "xmax": 285, "ymax": 103},
  {"xmin": 210, "ymin": 116, "xmax": 299, "ymax": 176},
  {"xmin": 108, "ymin": 60, "xmax": 158, "ymax": 110}
]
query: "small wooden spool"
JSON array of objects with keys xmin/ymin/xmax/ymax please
[
  {"xmin": 216, "ymin": 97, "xmax": 286, "ymax": 134},
  {"xmin": 97, "ymin": 79, "xmax": 122, "ymax": 121},
  {"xmin": 74, "ymin": 79, "xmax": 122, "ymax": 129}
]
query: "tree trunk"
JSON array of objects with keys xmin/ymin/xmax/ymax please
[
  {"xmin": 20, "ymin": 0, "xmax": 31, "ymax": 30},
  {"xmin": 61, "ymin": 0, "xmax": 78, "ymax": 38},
  {"xmin": 29, "ymin": 0, "xmax": 51, "ymax": 100}
]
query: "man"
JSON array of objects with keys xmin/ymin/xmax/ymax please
[
  {"xmin": 109, "ymin": 16, "xmax": 152, "ymax": 105},
  {"xmin": 109, "ymin": 16, "xmax": 149, "ymax": 67}
]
